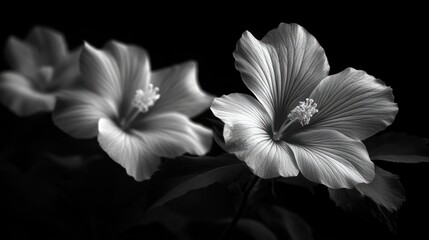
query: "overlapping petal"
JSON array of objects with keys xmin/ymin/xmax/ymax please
[
  {"xmin": 105, "ymin": 41, "xmax": 151, "ymax": 116},
  {"xmin": 211, "ymin": 93, "xmax": 299, "ymax": 178},
  {"xmin": 26, "ymin": 26, "xmax": 68, "ymax": 65},
  {"xmin": 287, "ymin": 129, "xmax": 375, "ymax": 189},
  {"xmin": 234, "ymin": 23, "xmax": 329, "ymax": 130},
  {"xmin": 49, "ymin": 48, "xmax": 81, "ymax": 91},
  {"xmin": 0, "ymin": 71, "xmax": 55, "ymax": 116},
  {"xmin": 308, "ymin": 68, "xmax": 398, "ymax": 140},
  {"xmin": 150, "ymin": 61, "xmax": 213, "ymax": 117},
  {"xmin": 4, "ymin": 36, "xmax": 37, "ymax": 76},
  {"xmin": 98, "ymin": 118, "xmax": 160, "ymax": 181},
  {"xmin": 131, "ymin": 112, "xmax": 212, "ymax": 158},
  {"xmin": 53, "ymin": 90, "xmax": 118, "ymax": 138},
  {"xmin": 80, "ymin": 41, "xmax": 150, "ymax": 116},
  {"xmin": 80, "ymin": 43, "xmax": 122, "ymax": 104},
  {"xmin": 1, "ymin": 26, "xmax": 82, "ymax": 117}
]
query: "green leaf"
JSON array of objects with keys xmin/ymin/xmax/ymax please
[
  {"xmin": 144, "ymin": 154, "xmax": 251, "ymax": 210},
  {"xmin": 259, "ymin": 205, "xmax": 313, "ymax": 240},
  {"xmin": 364, "ymin": 132, "xmax": 429, "ymax": 163}
]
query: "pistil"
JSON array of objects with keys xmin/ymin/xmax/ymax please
[{"xmin": 273, "ymin": 98, "xmax": 318, "ymax": 141}]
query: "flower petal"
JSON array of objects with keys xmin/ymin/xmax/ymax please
[
  {"xmin": 4, "ymin": 36, "xmax": 37, "ymax": 76},
  {"xmin": 308, "ymin": 68, "xmax": 398, "ymax": 140},
  {"xmin": 237, "ymin": 139, "xmax": 299, "ymax": 179},
  {"xmin": 98, "ymin": 118, "xmax": 160, "ymax": 181},
  {"xmin": 80, "ymin": 41, "xmax": 150, "ymax": 115},
  {"xmin": 0, "ymin": 71, "xmax": 55, "ymax": 116},
  {"xmin": 287, "ymin": 129, "xmax": 375, "ymax": 189},
  {"xmin": 104, "ymin": 41, "xmax": 150, "ymax": 116},
  {"xmin": 53, "ymin": 90, "xmax": 118, "ymax": 138},
  {"xmin": 234, "ymin": 23, "xmax": 329, "ymax": 130},
  {"xmin": 131, "ymin": 112, "xmax": 212, "ymax": 158},
  {"xmin": 355, "ymin": 166, "xmax": 405, "ymax": 211},
  {"xmin": 80, "ymin": 42, "xmax": 121, "ymax": 104},
  {"xmin": 51, "ymin": 47, "xmax": 81, "ymax": 86},
  {"xmin": 211, "ymin": 93, "xmax": 271, "ymax": 152},
  {"xmin": 26, "ymin": 26, "xmax": 68, "ymax": 65},
  {"xmin": 150, "ymin": 61, "xmax": 213, "ymax": 117},
  {"xmin": 211, "ymin": 93, "xmax": 298, "ymax": 178}
]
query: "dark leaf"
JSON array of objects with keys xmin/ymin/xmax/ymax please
[
  {"xmin": 329, "ymin": 166, "xmax": 404, "ymax": 232},
  {"xmin": 165, "ymin": 183, "xmax": 240, "ymax": 221},
  {"xmin": 259, "ymin": 205, "xmax": 313, "ymax": 240},
  {"xmin": 235, "ymin": 218, "xmax": 278, "ymax": 240},
  {"xmin": 144, "ymin": 154, "xmax": 251, "ymax": 210},
  {"xmin": 187, "ymin": 218, "xmax": 277, "ymax": 240},
  {"xmin": 277, "ymin": 174, "xmax": 318, "ymax": 194},
  {"xmin": 130, "ymin": 207, "xmax": 189, "ymax": 239},
  {"xmin": 365, "ymin": 132, "xmax": 429, "ymax": 163},
  {"xmin": 117, "ymin": 222, "xmax": 178, "ymax": 240},
  {"xmin": 355, "ymin": 166, "xmax": 405, "ymax": 211}
]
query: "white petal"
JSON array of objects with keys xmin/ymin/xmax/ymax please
[
  {"xmin": 236, "ymin": 140, "xmax": 299, "ymax": 179},
  {"xmin": 81, "ymin": 41, "xmax": 151, "ymax": 117},
  {"xmin": 26, "ymin": 26, "xmax": 68, "ymax": 65},
  {"xmin": 80, "ymin": 42, "xmax": 122, "ymax": 105},
  {"xmin": 98, "ymin": 118, "xmax": 160, "ymax": 181},
  {"xmin": 131, "ymin": 112, "xmax": 212, "ymax": 158},
  {"xmin": 211, "ymin": 93, "xmax": 298, "ymax": 178},
  {"xmin": 211, "ymin": 93, "xmax": 271, "ymax": 152},
  {"xmin": 50, "ymin": 48, "xmax": 81, "ymax": 90},
  {"xmin": 234, "ymin": 23, "xmax": 329, "ymax": 130},
  {"xmin": 0, "ymin": 71, "xmax": 55, "ymax": 116},
  {"xmin": 150, "ymin": 61, "xmax": 213, "ymax": 117},
  {"xmin": 4, "ymin": 36, "xmax": 37, "ymax": 76},
  {"xmin": 308, "ymin": 68, "xmax": 398, "ymax": 140},
  {"xmin": 104, "ymin": 41, "xmax": 150, "ymax": 116},
  {"xmin": 356, "ymin": 166, "xmax": 405, "ymax": 211},
  {"xmin": 287, "ymin": 129, "xmax": 375, "ymax": 189},
  {"xmin": 53, "ymin": 90, "xmax": 118, "ymax": 138}
]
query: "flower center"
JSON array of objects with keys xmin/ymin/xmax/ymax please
[
  {"xmin": 132, "ymin": 84, "xmax": 160, "ymax": 113},
  {"xmin": 273, "ymin": 98, "xmax": 318, "ymax": 141},
  {"xmin": 32, "ymin": 66, "xmax": 54, "ymax": 91},
  {"xmin": 287, "ymin": 98, "xmax": 318, "ymax": 126},
  {"xmin": 121, "ymin": 84, "xmax": 160, "ymax": 129}
]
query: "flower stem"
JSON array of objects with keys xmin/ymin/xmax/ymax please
[{"xmin": 220, "ymin": 175, "xmax": 260, "ymax": 240}]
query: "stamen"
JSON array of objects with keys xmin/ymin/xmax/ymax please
[
  {"xmin": 132, "ymin": 84, "xmax": 160, "ymax": 113},
  {"xmin": 287, "ymin": 98, "xmax": 318, "ymax": 126},
  {"xmin": 272, "ymin": 98, "xmax": 319, "ymax": 141},
  {"xmin": 121, "ymin": 84, "xmax": 160, "ymax": 130}
]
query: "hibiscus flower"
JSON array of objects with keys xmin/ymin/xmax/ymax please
[
  {"xmin": 0, "ymin": 26, "xmax": 80, "ymax": 116},
  {"xmin": 211, "ymin": 23, "xmax": 398, "ymax": 188},
  {"xmin": 53, "ymin": 41, "xmax": 213, "ymax": 181}
]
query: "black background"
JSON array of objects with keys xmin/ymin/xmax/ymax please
[{"xmin": 0, "ymin": 5, "xmax": 428, "ymax": 240}]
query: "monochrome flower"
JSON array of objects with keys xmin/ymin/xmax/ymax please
[
  {"xmin": 53, "ymin": 41, "xmax": 213, "ymax": 181},
  {"xmin": 211, "ymin": 23, "xmax": 398, "ymax": 188},
  {"xmin": 0, "ymin": 26, "xmax": 80, "ymax": 116}
]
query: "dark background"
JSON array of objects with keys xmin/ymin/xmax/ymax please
[{"xmin": 0, "ymin": 5, "xmax": 428, "ymax": 240}]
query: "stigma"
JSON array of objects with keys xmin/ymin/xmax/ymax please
[
  {"xmin": 287, "ymin": 98, "xmax": 318, "ymax": 126},
  {"xmin": 132, "ymin": 84, "xmax": 160, "ymax": 113}
]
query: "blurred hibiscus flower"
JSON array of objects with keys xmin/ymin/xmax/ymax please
[
  {"xmin": 211, "ymin": 23, "xmax": 398, "ymax": 189},
  {"xmin": 53, "ymin": 41, "xmax": 213, "ymax": 181},
  {"xmin": 0, "ymin": 26, "xmax": 81, "ymax": 116}
]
